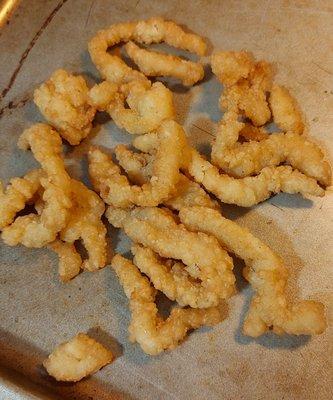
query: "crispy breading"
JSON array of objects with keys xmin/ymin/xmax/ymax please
[
  {"xmin": 133, "ymin": 133, "xmax": 324, "ymax": 206},
  {"xmin": 125, "ymin": 41, "xmax": 204, "ymax": 86},
  {"xmin": 60, "ymin": 179, "xmax": 107, "ymax": 272},
  {"xmin": 34, "ymin": 70, "xmax": 96, "ymax": 145},
  {"xmin": 88, "ymin": 21, "xmax": 148, "ymax": 84},
  {"xmin": 43, "ymin": 333, "xmax": 113, "ymax": 381},
  {"xmin": 212, "ymin": 113, "xmax": 331, "ymax": 185},
  {"xmin": 88, "ymin": 121, "xmax": 189, "ymax": 207},
  {"xmin": 111, "ymin": 254, "xmax": 221, "ymax": 355},
  {"xmin": 212, "ymin": 51, "xmax": 272, "ymax": 126},
  {"xmin": 108, "ymin": 81, "xmax": 175, "ymax": 134},
  {"xmin": 134, "ymin": 17, "xmax": 206, "ymax": 56},
  {"xmin": 269, "ymin": 84, "xmax": 304, "ymax": 134},
  {"xmin": 107, "ymin": 207, "xmax": 235, "ymax": 307},
  {"xmin": 179, "ymin": 206, "xmax": 327, "ymax": 337},
  {"xmin": 88, "ymin": 17, "xmax": 205, "ymax": 85},
  {"xmin": 211, "ymin": 51, "xmax": 254, "ymax": 86},
  {"xmin": 115, "ymin": 144, "xmax": 219, "ymax": 210},
  {"xmin": 0, "ymin": 169, "xmax": 43, "ymax": 229},
  {"xmin": 49, "ymin": 240, "xmax": 82, "ymax": 282},
  {"xmin": 2, "ymin": 124, "xmax": 72, "ymax": 247}
]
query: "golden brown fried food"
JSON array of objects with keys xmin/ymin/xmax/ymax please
[
  {"xmin": 88, "ymin": 17, "xmax": 206, "ymax": 85},
  {"xmin": 115, "ymin": 144, "xmax": 219, "ymax": 210},
  {"xmin": 89, "ymin": 80, "xmax": 175, "ymax": 134},
  {"xmin": 88, "ymin": 80, "xmax": 119, "ymax": 111},
  {"xmin": 132, "ymin": 244, "xmax": 224, "ymax": 307},
  {"xmin": 49, "ymin": 240, "xmax": 82, "ymax": 282},
  {"xmin": 107, "ymin": 207, "xmax": 235, "ymax": 307},
  {"xmin": 111, "ymin": 254, "xmax": 221, "ymax": 355},
  {"xmin": 212, "ymin": 51, "xmax": 272, "ymax": 126},
  {"xmin": 43, "ymin": 333, "xmax": 113, "ymax": 381},
  {"xmin": 88, "ymin": 120, "xmax": 189, "ymax": 207},
  {"xmin": 179, "ymin": 206, "xmax": 327, "ymax": 337},
  {"xmin": 189, "ymin": 149, "xmax": 324, "ymax": 206},
  {"xmin": 211, "ymin": 51, "xmax": 254, "ymax": 86},
  {"xmin": 34, "ymin": 70, "xmax": 96, "ymax": 145},
  {"xmin": 2, "ymin": 124, "xmax": 72, "ymax": 247},
  {"xmin": 0, "ymin": 169, "xmax": 43, "ymax": 229},
  {"xmin": 125, "ymin": 41, "xmax": 204, "ymax": 86},
  {"xmin": 134, "ymin": 17, "xmax": 206, "ymax": 56},
  {"xmin": 269, "ymin": 84, "xmax": 304, "ymax": 134},
  {"xmin": 109, "ymin": 81, "xmax": 175, "ymax": 134},
  {"xmin": 239, "ymin": 123, "xmax": 269, "ymax": 142},
  {"xmin": 88, "ymin": 21, "xmax": 148, "ymax": 84},
  {"xmin": 60, "ymin": 179, "xmax": 107, "ymax": 272},
  {"xmin": 212, "ymin": 113, "xmax": 331, "ymax": 185},
  {"xmin": 115, "ymin": 144, "xmax": 153, "ymax": 185},
  {"xmin": 133, "ymin": 133, "xmax": 324, "ymax": 206}
]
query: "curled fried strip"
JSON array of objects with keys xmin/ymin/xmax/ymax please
[
  {"xmin": 125, "ymin": 41, "xmax": 204, "ymax": 86},
  {"xmin": 107, "ymin": 207, "xmax": 235, "ymax": 307},
  {"xmin": 111, "ymin": 254, "xmax": 222, "ymax": 355},
  {"xmin": 115, "ymin": 144, "xmax": 153, "ymax": 185},
  {"xmin": 188, "ymin": 150, "xmax": 324, "ymax": 206},
  {"xmin": 88, "ymin": 120, "xmax": 189, "ymax": 207},
  {"xmin": 134, "ymin": 17, "xmax": 206, "ymax": 56},
  {"xmin": 43, "ymin": 333, "xmax": 113, "ymax": 382},
  {"xmin": 179, "ymin": 206, "xmax": 327, "ymax": 337},
  {"xmin": 269, "ymin": 84, "xmax": 304, "ymax": 134},
  {"xmin": 89, "ymin": 80, "xmax": 175, "ymax": 134},
  {"xmin": 109, "ymin": 81, "xmax": 175, "ymax": 134},
  {"xmin": 0, "ymin": 169, "xmax": 43, "ymax": 229},
  {"xmin": 88, "ymin": 21, "xmax": 148, "ymax": 84},
  {"xmin": 60, "ymin": 179, "xmax": 107, "ymax": 272},
  {"xmin": 212, "ymin": 114, "xmax": 331, "ymax": 185},
  {"xmin": 211, "ymin": 51, "xmax": 254, "ymax": 87},
  {"xmin": 49, "ymin": 240, "xmax": 82, "ymax": 282},
  {"xmin": 239, "ymin": 123, "xmax": 269, "ymax": 142},
  {"xmin": 88, "ymin": 17, "xmax": 205, "ymax": 85},
  {"xmin": 2, "ymin": 124, "xmax": 72, "ymax": 247},
  {"xmin": 34, "ymin": 70, "xmax": 96, "ymax": 145},
  {"xmin": 132, "ymin": 244, "xmax": 224, "ymax": 308},
  {"xmin": 115, "ymin": 144, "xmax": 219, "ymax": 210},
  {"xmin": 133, "ymin": 133, "xmax": 324, "ymax": 206},
  {"xmin": 88, "ymin": 81, "xmax": 119, "ymax": 111},
  {"xmin": 212, "ymin": 51, "xmax": 272, "ymax": 126}
]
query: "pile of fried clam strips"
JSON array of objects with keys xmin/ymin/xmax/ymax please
[{"xmin": 1, "ymin": 17, "xmax": 331, "ymax": 366}]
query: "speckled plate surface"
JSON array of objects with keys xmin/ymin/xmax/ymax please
[{"xmin": 0, "ymin": 1, "xmax": 332, "ymax": 399}]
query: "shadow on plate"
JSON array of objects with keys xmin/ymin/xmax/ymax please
[{"xmin": 0, "ymin": 329, "xmax": 133, "ymax": 399}]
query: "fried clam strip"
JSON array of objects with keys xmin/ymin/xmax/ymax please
[
  {"xmin": 60, "ymin": 179, "xmax": 107, "ymax": 272},
  {"xmin": 111, "ymin": 254, "xmax": 222, "ymax": 355},
  {"xmin": 49, "ymin": 240, "xmax": 82, "ymax": 283},
  {"xmin": 2, "ymin": 124, "xmax": 72, "ymax": 247},
  {"xmin": 211, "ymin": 51, "xmax": 273, "ymax": 126},
  {"xmin": 133, "ymin": 133, "xmax": 324, "ymax": 207},
  {"xmin": 124, "ymin": 41, "xmax": 204, "ymax": 86},
  {"xmin": 115, "ymin": 144, "xmax": 219, "ymax": 210},
  {"xmin": 88, "ymin": 17, "xmax": 206, "ymax": 85},
  {"xmin": 88, "ymin": 21, "xmax": 147, "ymax": 85},
  {"xmin": 0, "ymin": 169, "xmax": 43, "ymax": 229},
  {"xmin": 269, "ymin": 84, "xmax": 304, "ymax": 134},
  {"xmin": 89, "ymin": 80, "xmax": 175, "ymax": 135},
  {"xmin": 43, "ymin": 333, "xmax": 113, "ymax": 382},
  {"xmin": 211, "ymin": 112, "xmax": 331, "ymax": 186},
  {"xmin": 106, "ymin": 207, "xmax": 235, "ymax": 307},
  {"xmin": 88, "ymin": 121, "xmax": 190, "ymax": 208},
  {"xmin": 179, "ymin": 206, "xmax": 327, "ymax": 337},
  {"xmin": 34, "ymin": 70, "xmax": 96, "ymax": 145},
  {"xmin": 239, "ymin": 123, "xmax": 269, "ymax": 142},
  {"xmin": 132, "ymin": 244, "xmax": 224, "ymax": 307}
]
